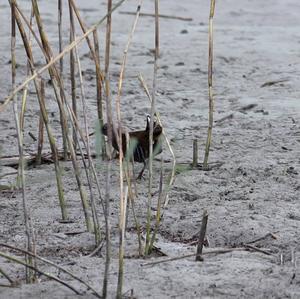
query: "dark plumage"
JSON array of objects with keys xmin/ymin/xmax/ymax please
[{"xmin": 102, "ymin": 116, "xmax": 162, "ymax": 178}]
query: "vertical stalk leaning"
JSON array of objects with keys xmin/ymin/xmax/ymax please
[
  {"xmin": 115, "ymin": 2, "xmax": 142, "ymax": 296},
  {"xmin": 73, "ymin": 41, "xmax": 101, "ymax": 244},
  {"xmin": 103, "ymin": 0, "xmax": 113, "ymax": 297},
  {"xmin": 145, "ymin": 0, "xmax": 159, "ymax": 255},
  {"xmin": 58, "ymin": 0, "xmax": 63, "ymax": 74},
  {"xmin": 93, "ymin": 29, "xmax": 106, "ymax": 157},
  {"xmin": 36, "ymin": 79, "xmax": 45, "ymax": 165},
  {"xmin": 32, "ymin": 0, "xmax": 92, "ymax": 231},
  {"xmin": 68, "ymin": 0, "xmax": 77, "ymax": 151},
  {"xmin": 12, "ymin": 3, "xmax": 68, "ymax": 220},
  {"xmin": 203, "ymin": 0, "xmax": 216, "ymax": 170},
  {"xmin": 10, "ymin": 1, "xmax": 35, "ymax": 282},
  {"xmin": 69, "ymin": 0, "xmax": 105, "ymax": 157}
]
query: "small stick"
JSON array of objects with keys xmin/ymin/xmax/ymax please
[
  {"xmin": 0, "ymin": 250, "xmax": 81, "ymax": 296},
  {"xmin": 87, "ymin": 240, "xmax": 104, "ymax": 258},
  {"xmin": 119, "ymin": 11, "xmax": 193, "ymax": 21},
  {"xmin": 244, "ymin": 244, "xmax": 272, "ymax": 256},
  {"xmin": 0, "ymin": 242, "xmax": 101, "ymax": 297},
  {"xmin": 196, "ymin": 210, "xmax": 208, "ymax": 261},
  {"xmin": 0, "ymin": 266, "xmax": 15, "ymax": 285},
  {"xmin": 36, "ymin": 79, "xmax": 45, "ymax": 165},
  {"xmin": 192, "ymin": 139, "xmax": 198, "ymax": 168},
  {"xmin": 141, "ymin": 247, "xmax": 247, "ymax": 267},
  {"xmin": 246, "ymin": 232, "xmax": 278, "ymax": 244}
]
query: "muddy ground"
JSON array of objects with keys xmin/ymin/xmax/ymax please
[{"xmin": 1, "ymin": 0, "xmax": 300, "ymax": 298}]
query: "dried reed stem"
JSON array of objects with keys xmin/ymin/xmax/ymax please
[
  {"xmin": 92, "ymin": 29, "xmax": 106, "ymax": 157},
  {"xmin": 145, "ymin": 0, "xmax": 159, "ymax": 257},
  {"xmin": 195, "ymin": 210, "xmax": 208, "ymax": 261},
  {"xmin": 103, "ymin": 0, "xmax": 113, "ymax": 295},
  {"xmin": 1, "ymin": 0, "xmax": 127, "ymax": 112},
  {"xmin": 192, "ymin": 139, "xmax": 198, "ymax": 168},
  {"xmin": 32, "ymin": 0, "xmax": 69, "ymax": 160},
  {"xmin": 0, "ymin": 250, "xmax": 82, "ymax": 295},
  {"xmin": 138, "ymin": 73, "xmax": 176, "ymax": 210},
  {"xmin": 0, "ymin": 266, "xmax": 15, "ymax": 285},
  {"xmin": 69, "ymin": 0, "xmax": 105, "ymax": 155},
  {"xmin": 58, "ymin": 0, "xmax": 63, "ymax": 74},
  {"xmin": 73, "ymin": 41, "xmax": 101, "ymax": 244},
  {"xmin": 117, "ymin": 186, "xmax": 128, "ymax": 298},
  {"xmin": 32, "ymin": 0, "xmax": 93, "ymax": 231},
  {"xmin": 68, "ymin": 0, "xmax": 77, "ymax": 151},
  {"xmin": 10, "ymin": 1, "xmax": 35, "ymax": 283},
  {"xmin": 0, "ymin": 242, "xmax": 101, "ymax": 297},
  {"xmin": 115, "ymin": 3, "xmax": 142, "ymax": 295},
  {"xmin": 203, "ymin": 0, "xmax": 216, "ymax": 169},
  {"xmin": 149, "ymin": 158, "xmax": 163, "ymax": 250},
  {"xmin": 36, "ymin": 79, "xmax": 45, "ymax": 165},
  {"xmin": 12, "ymin": 6, "xmax": 67, "ymax": 220}
]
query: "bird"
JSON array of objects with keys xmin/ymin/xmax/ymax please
[{"xmin": 102, "ymin": 115, "xmax": 162, "ymax": 179}]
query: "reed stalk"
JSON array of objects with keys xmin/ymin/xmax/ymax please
[
  {"xmin": 195, "ymin": 210, "xmax": 208, "ymax": 261},
  {"xmin": 36, "ymin": 79, "xmax": 45, "ymax": 165},
  {"xmin": 73, "ymin": 41, "xmax": 101, "ymax": 244},
  {"xmin": 102, "ymin": 0, "xmax": 113, "ymax": 296},
  {"xmin": 12, "ymin": 5, "xmax": 68, "ymax": 220},
  {"xmin": 93, "ymin": 29, "xmax": 106, "ymax": 157},
  {"xmin": 203, "ymin": 0, "xmax": 216, "ymax": 170},
  {"xmin": 68, "ymin": 0, "xmax": 77, "ymax": 151},
  {"xmin": 31, "ymin": 0, "xmax": 69, "ymax": 161},
  {"xmin": 32, "ymin": 0, "xmax": 93, "ymax": 231},
  {"xmin": 0, "ymin": 242, "xmax": 101, "ymax": 297},
  {"xmin": 10, "ymin": 1, "xmax": 36, "ymax": 283},
  {"xmin": 69, "ymin": 0, "xmax": 105, "ymax": 156},
  {"xmin": 138, "ymin": 73, "xmax": 176, "ymax": 210},
  {"xmin": 19, "ymin": 7, "xmax": 33, "ymax": 133},
  {"xmin": 115, "ymin": 2, "xmax": 142, "ymax": 295},
  {"xmin": 0, "ymin": 250, "xmax": 81, "ymax": 295},
  {"xmin": 58, "ymin": 0, "xmax": 63, "ymax": 74},
  {"xmin": 116, "ymin": 186, "xmax": 128, "ymax": 298},
  {"xmin": 192, "ymin": 139, "xmax": 198, "ymax": 168},
  {"xmin": 1, "ymin": 0, "xmax": 127, "ymax": 112},
  {"xmin": 145, "ymin": 0, "xmax": 159, "ymax": 257}
]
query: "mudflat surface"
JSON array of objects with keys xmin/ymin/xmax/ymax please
[{"xmin": 1, "ymin": 0, "xmax": 300, "ymax": 298}]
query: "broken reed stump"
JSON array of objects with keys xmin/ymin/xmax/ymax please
[
  {"xmin": 192, "ymin": 139, "xmax": 198, "ymax": 168},
  {"xmin": 196, "ymin": 210, "xmax": 208, "ymax": 261}
]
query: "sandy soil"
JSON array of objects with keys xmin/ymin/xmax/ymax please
[{"xmin": 1, "ymin": 0, "xmax": 300, "ymax": 298}]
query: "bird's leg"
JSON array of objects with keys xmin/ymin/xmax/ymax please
[{"xmin": 137, "ymin": 161, "xmax": 147, "ymax": 180}]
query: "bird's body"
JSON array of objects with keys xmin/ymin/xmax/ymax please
[{"xmin": 102, "ymin": 116, "xmax": 162, "ymax": 178}]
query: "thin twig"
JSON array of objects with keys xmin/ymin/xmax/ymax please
[
  {"xmin": 0, "ymin": 243, "xmax": 101, "ymax": 298},
  {"xmin": 141, "ymin": 247, "xmax": 247, "ymax": 267},
  {"xmin": 0, "ymin": 250, "xmax": 82, "ymax": 296},
  {"xmin": 119, "ymin": 11, "xmax": 193, "ymax": 21}
]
